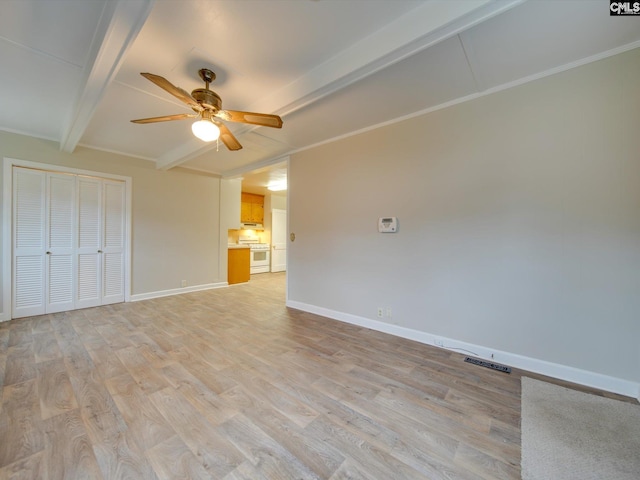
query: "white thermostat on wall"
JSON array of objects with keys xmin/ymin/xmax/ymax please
[{"xmin": 378, "ymin": 217, "xmax": 398, "ymax": 233}]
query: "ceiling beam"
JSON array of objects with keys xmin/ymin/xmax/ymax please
[
  {"xmin": 222, "ymin": 155, "xmax": 291, "ymax": 180},
  {"xmin": 251, "ymin": 0, "xmax": 524, "ymax": 116},
  {"xmin": 60, "ymin": 0, "xmax": 154, "ymax": 153}
]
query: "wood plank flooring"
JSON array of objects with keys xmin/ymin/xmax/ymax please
[{"xmin": 0, "ymin": 272, "xmax": 636, "ymax": 479}]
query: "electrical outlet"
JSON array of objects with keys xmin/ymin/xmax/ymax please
[
  {"xmin": 377, "ymin": 307, "xmax": 384, "ymax": 318},
  {"xmin": 434, "ymin": 338, "xmax": 444, "ymax": 347},
  {"xmin": 181, "ymin": 280, "xmax": 187, "ymax": 287}
]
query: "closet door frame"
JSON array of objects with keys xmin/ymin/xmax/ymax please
[{"xmin": 2, "ymin": 157, "xmax": 132, "ymax": 321}]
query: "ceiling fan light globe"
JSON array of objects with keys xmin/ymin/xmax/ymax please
[{"xmin": 192, "ymin": 119, "xmax": 220, "ymax": 142}]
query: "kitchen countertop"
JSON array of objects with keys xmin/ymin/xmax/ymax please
[{"xmin": 228, "ymin": 244, "xmax": 250, "ymax": 249}]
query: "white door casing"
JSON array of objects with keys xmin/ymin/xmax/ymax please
[{"xmin": 271, "ymin": 208, "xmax": 287, "ymax": 273}]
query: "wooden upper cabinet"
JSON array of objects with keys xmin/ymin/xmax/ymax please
[
  {"xmin": 240, "ymin": 201, "xmax": 253, "ymax": 222},
  {"xmin": 241, "ymin": 192, "xmax": 264, "ymax": 224},
  {"xmin": 250, "ymin": 203, "xmax": 264, "ymax": 223}
]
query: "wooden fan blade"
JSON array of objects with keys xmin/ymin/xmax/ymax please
[
  {"xmin": 131, "ymin": 113, "xmax": 196, "ymax": 124},
  {"xmin": 141, "ymin": 73, "xmax": 203, "ymax": 111},
  {"xmin": 218, "ymin": 123, "xmax": 243, "ymax": 151},
  {"xmin": 219, "ymin": 110, "xmax": 283, "ymax": 128}
]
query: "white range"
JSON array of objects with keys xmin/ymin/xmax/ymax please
[{"xmin": 238, "ymin": 235, "xmax": 270, "ymax": 274}]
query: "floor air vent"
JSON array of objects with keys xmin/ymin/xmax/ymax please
[{"xmin": 464, "ymin": 356, "xmax": 512, "ymax": 374}]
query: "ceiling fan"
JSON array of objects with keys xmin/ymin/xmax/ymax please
[{"xmin": 131, "ymin": 68, "xmax": 283, "ymax": 151}]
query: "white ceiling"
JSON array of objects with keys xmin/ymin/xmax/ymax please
[{"xmin": 1, "ymin": 0, "xmax": 639, "ymax": 187}]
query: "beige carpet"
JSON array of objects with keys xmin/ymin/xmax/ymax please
[{"xmin": 521, "ymin": 377, "xmax": 640, "ymax": 480}]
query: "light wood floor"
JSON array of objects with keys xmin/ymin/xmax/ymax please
[{"xmin": 0, "ymin": 273, "xmax": 635, "ymax": 479}]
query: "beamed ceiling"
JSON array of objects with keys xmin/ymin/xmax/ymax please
[{"xmin": 1, "ymin": 0, "xmax": 639, "ymax": 180}]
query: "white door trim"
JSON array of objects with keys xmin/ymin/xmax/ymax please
[{"xmin": 2, "ymin": 157, "xmax": 133, "ymax": 321}]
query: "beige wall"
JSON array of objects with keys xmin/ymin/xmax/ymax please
[
  {"xmin": 270, "ymin": 193, "xmax": 287, "ymax": 211},
  {"xmin": 1, "ymin": 132, "xmax": 222, "ymax": 314},
  {"xmin": 288, "ymin": 48, "xmax": 640, "ymax": 389}
]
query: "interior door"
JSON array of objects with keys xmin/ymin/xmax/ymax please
[
  {"xmin": 101, "ymin": 180, "xmax": 125, "ymax": 304},
  {"xmin": 13, "ymin": 168, "xmax": 46, "ymax": 318},
  {"xmin": 13, "ymin": 169, "xmax": 76, "ymax": 317},
  {"xmin": 76, "ymin": 177, "xmax": 102, "ymax": 309},
  {"xmin": 271, "ymin": 208, "xmax": 287, "ymax": 272},
  {"xmin": 45, "ymin": 173, "xmax": 76, "ymax": 313},
  {"xmin": 76, "ymin": 177, "xmax": 125, "ymax": 308}
]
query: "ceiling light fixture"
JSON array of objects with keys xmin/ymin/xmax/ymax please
[
  {"xmin": 267, "ymin": 181, "xmax": 287, "ymax": 191},
  {"xmin": 191, "ymin": 111, "xmax": 220, "ymax": 142}
]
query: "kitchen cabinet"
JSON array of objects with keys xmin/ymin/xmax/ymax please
[
  {"xmin": 241, "ymin": 192, "xmax": 264, "ymax": 224},
  {"xmin": 228, "ymin": 247, "xmax": 250, "ymax": 284}
]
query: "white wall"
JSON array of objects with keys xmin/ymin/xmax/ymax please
[
  {"xmin": 288, "ymin": 48, "xmax": 640, "ymax": 395},
  {"xmin": 270, "ymin": 194, "xmax": 287, "ymax": 211},
  {"xmin": 0, "ymin": 132, "xmax": 223, "ymax": 314}
]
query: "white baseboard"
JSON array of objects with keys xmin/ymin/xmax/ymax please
[
  {"xmin": 286, "ymin": 300, "xmax": 640, "ymax": 400},
  {"xmin": 0, "ymin": 283, "xmax": 229, "ymax": 322},
  {"xmin": 131, "ymin": 282, "xmax": 228, "ymax": 302}
]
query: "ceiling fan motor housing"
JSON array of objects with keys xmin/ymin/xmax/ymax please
[{"xmin": 191, "ymin": 88, "xmax": 222, "ymax": 112}]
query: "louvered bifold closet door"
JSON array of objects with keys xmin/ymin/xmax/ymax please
[
  {"xmin": 12, "ymin": 168, "xmax": 126, "ymax": 318},
  {"xmin": 76, "ymin": 177, "xmax": 102, "ymax": 309},
  {"xmin": 45, "ymin": 173, "xmax": 76, "ymax": 313},
  {"xmin": 101, "ymin": 180, "xmax": 125, "ymax": 305},
  {"xmin": 13, "ymin": 168, "xmax": 46, "ymax": 318},
  {"xmin": 13, "ymin": 169, "xmax": 75, "ymax": 317}
]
